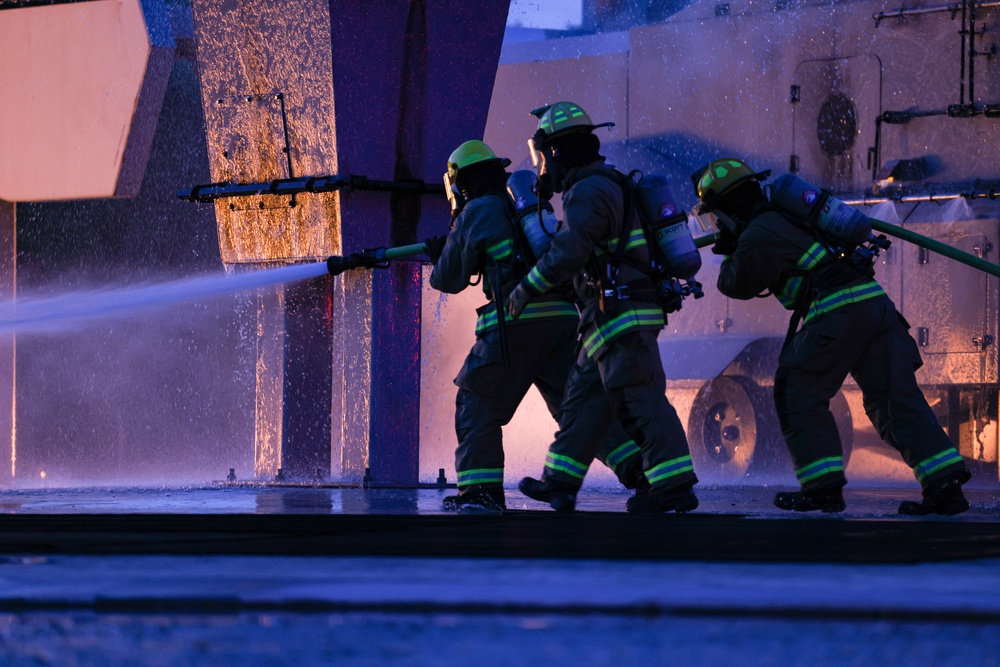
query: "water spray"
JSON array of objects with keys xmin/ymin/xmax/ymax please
[
  {"xmin": 0, "ymin": 262, "xmax": 332, "ymax": 335},
  {"xmin": 0, "ymin": 242, "xmax": 434, "ymax": 335}
]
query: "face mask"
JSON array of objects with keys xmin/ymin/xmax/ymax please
[
  {"xmin": 443, "ymin": 169, "xmax": 467, "ymax": 219},
  {"xmin": 528, "ymin": 132, "xmax": 560, "ymax": 198},
  {"xmin": 692, "ymin": 202, "xmax": 742, "ymax": 236},
  {"xmin": 527, "ymin": 136, "xmax": 543, "ymax": 168}
]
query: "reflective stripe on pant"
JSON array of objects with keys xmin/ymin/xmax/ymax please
[
  {"xmin": 543, "ymin": 329, "xmax": 695, "ymax": 492},
  {"xmin": 775, "ymin": 295, "xmax": 964, "ymax": 491}
]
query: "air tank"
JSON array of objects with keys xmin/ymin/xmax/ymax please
[
  {"xmin": 770, "ymin": 173, "xmax": 873, "ymax": 248},
  {"xmin": 635, "ymin": 174, "xmax": 702, "ymax": 281},
  {"xmin": 506, "ymin": 169, "xmax": 560, "ymax": 259}
]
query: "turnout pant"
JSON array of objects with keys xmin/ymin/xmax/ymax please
[
  {"xmin": 774, "ymin": 295, "xmax": 967, "ymax": 491},
  {"xmin": 542, "ymin": 329, "xmax": 697, "ymax": 492}
]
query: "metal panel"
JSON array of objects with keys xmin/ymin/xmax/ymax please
[
  {"xmin": 792, "ymin": 56, "xmax": 882, "ymax": 193},
  {"xmin": 192, "ymin": 0, "xmax": 340, "ymax": 264},
  {"xmin": 211, "ymin": 94, "xmax": 291, "ymax": 200},
  {"xmin": 903, "ymin": 219, "xmax": 999, "ymax": 384}
]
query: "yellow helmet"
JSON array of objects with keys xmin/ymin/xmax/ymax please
[
  {"xmin": 445, "ymin": 140, "xmax": 510, "ymax": 184},
  {"xmin": 695, "ymin": 158, "xmax": 770, "ymax": 205},
  {"xmin": 443, "ymin": 140, "xmax": 510, "ymax": 215}
]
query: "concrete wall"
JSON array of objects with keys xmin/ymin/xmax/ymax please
[{"xmin": 0, "ymin": 0, "xmax": 174, "ymax": 201}]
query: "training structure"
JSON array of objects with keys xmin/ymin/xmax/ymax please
[
  {"xmin": 0, "ymin": 0, "xmax": 509, "ymax": 484},
  {"xmin": 186, "ymin": 0, "xmax": 509, "ymax": 482}
]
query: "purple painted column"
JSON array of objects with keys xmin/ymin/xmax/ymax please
[
  {"xmin": 280, "ymin": 275, "xmax": 334, "ymax": 479},
  {"xmin": 330, "ymin": 1, "xmax": 509, "ymax": 484}
]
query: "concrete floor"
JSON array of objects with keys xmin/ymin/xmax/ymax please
[{"xmin": 0, "ymin": 483, "xmax": 997, "ymax": 665}]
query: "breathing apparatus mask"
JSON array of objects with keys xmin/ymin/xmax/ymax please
[
  {"xmin": 527, "ymin": 101, "xmax": 614, "ymax": 199},
  {"xmin": 528, "ymin": 130, "xmax": 606, "ymax": 200},
  {"xmin": 691, "ymin": 159, "xmax": 770, "ymax": 244},
  {"xmin": 443, "ymin": 168, "xmax": 466, "ymax": 222},
  {"xmin": 527, "ymin": 129, "xmax": 558, "ymax": 200},
  {"xmin": 691, "ymin": 200, "xmax": 742, "ymax": 238},
  {"xmin": 692, "ymin": 177, "xmax": 767, "ymax": 257}
]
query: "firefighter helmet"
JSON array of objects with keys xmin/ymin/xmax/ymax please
[
  {"xmin": 443, "ymin": 140, "xmax": 510, "ymax": 216},
  {"xmin": 445, "ymin": 140, "xmax": 510, "ymax": 183},
  {"xmin": 695, "ymin": 158, "xmax": 770, "ymax": 205},
  {"xmin": 529, "ymin": 101, "xmax": 614, "ymax": 147}
]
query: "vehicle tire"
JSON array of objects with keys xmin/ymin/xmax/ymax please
[
  {"xmin": 687, "ymin": 375, "xmax": 781, "ymax": 480},
  {"xmin": 688, "ymin": 376, "xmax": 854, "ymax": 481}
]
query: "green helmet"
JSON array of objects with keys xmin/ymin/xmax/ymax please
[{"xmin": 695, "ymin": 158, "xmax": 770, "ymax": 205}]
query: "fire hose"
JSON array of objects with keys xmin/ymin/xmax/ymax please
[
  {"xmin": 325, "ymin": 242, "xmax": 511, "ymax": 367},
  {"xmin": 692, "ymin": 218, "xmax": 1000, "ymax": 279},
  {"xmin": 327, "ymin": 213, "xmax": 999, "ymax": 283},
  {"xmin": 327, "ymin": 212, "xmax": 998, "ymax": 294}
]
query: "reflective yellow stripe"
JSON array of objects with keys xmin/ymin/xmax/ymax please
[
  {"xmin": 525, "ymin": 265, "xmax": 554, "ymax": 293},
  {"xmin": 797, "ymin": 242, "xmax": 829, "ymax": 271},
  {"xmin": 475, "ymin": 301, "xmax": 579, "ymax": 335},
  {"xmin": 582, "ymin": 307, "xmax": 664, "ymax": 358},
  {"xmin": 804, "ymin": 280, "xmax": 884, "ymax": 323},
  {"xmin": 486, "ymin": 239, "xmax": 513, "ymax": 261}
]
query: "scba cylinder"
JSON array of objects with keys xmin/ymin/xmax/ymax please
[
  {"xmin": 770, "ymin": 173, "xmax": 872, "ymax": 248},
  {"xmin": 506, "ymin": 170, "xmax": 560, "ymax": 259},
  {"xmin": 636, "ymin": 174, "xmax": 702, "ymax": 280}
]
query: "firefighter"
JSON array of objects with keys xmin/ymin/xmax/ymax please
[
  {"xmin": 427, "ymin": 139, "xmax": 647, "ymax": 512},
  {"xmin": 507, "ymin": 102, "xmax": 699, "ymax": 514},
  {"xmin": 695, "ymin": 157, "xmax": 971, "ymax": 515}
]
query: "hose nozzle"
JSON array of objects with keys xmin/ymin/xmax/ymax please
[{"xmin": 325, "ymin": 243, "xmax": 431, "ymax": 276}]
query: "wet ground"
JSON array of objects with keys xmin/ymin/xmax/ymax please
[
  {"xmin": 0, "ymin": 479, "xmax": 997, "ymax": 516},
  {"xmin": 0, "ymin": 483, "xmax": 997, "ymax": 665}
]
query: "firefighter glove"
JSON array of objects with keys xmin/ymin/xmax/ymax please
[
  {"xmin": 424, "ymin": 236, "xmax": 447, "ymax": 264},
  {"xmin": 507, "ymin": 282, "xmax": 532, "ymax": 319},
  {"xmin": 711, "ymin": 227, "xmax": 739, "ymax": 256}
]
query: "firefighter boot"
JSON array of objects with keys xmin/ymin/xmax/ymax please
[
  {"xmin": 518, "ymin": 477, "xmax": 578, "ymax": 513},
  {"xmin": 442, "ymin": 486, "xmax": 506, "ymax": 512},
  {"xmin": 773, "ymin": 486, "xmax": 846, "ymax": 513},
  {"xmin": 898, "ymin": 470, "xmax": 972, "ymax": 516},
  {"xmin": 626, "ymin": 482, "xmax": 698, "ymax": 514},
  {"xmin": 621, "ymin": 459, "xmax": 650, "ymax": 496}
]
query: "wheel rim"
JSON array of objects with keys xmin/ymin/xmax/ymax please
[{"xmin": 690, "ymin": 376, "xmax": 759, "ymax": 476}]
